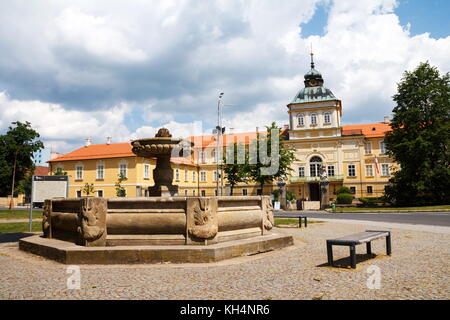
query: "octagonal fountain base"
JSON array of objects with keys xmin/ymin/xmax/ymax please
[{"xmin": 19, "ymin": 196, "xmax": 293, "ymax": 264}]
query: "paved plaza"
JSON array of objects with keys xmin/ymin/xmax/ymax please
[{"xmin": 0, "ymin": 221, "xmax": 448, "ymax": 300}]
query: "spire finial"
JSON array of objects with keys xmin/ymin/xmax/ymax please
[{"xmin": 310, "ymin": 44, "xmax": 315, "ymax": 69}]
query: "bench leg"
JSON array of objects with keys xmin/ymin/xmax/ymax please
[
  {"xmin": 327, "ymin": 242, "xmax": 333, "ymax": 266},
  {"xmin": 366, "ymin": 242, "xmax": 372, "ymax": 255},
  {"xmin": 350, "ymin": 245, "xmax": 357, "ymax": 269},
  {"xmin": 298, "ymin": 217, "xmax": 302, "ymax": 228},
  {"xmin": 386, "ymin": 234, "xmax": 392, "ymax": 256},
  {"xmin": 304, "ymin": 217, "xmax": 307, "ymax": 228}
]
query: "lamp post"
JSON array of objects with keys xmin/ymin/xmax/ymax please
[{"xmin": 216, "ymin": 92, "xmax": 224, "ymax": 196}]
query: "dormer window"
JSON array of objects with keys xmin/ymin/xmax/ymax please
[{"xmin": 297, "ymin": 114, "xmax": 305, "ymax": 127}]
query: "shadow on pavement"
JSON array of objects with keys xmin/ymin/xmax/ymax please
[
  {"xmin": 0, "ymin": 232, "xmax": 36, "ymax": 244},
  {"xmin": 316, "ymin": 253, "xmax": 378, "ymax": 269}
]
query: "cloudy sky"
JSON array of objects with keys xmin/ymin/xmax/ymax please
[{"xmin": 0, "ymin": 0, "xmax": 449, "ymax": 159}]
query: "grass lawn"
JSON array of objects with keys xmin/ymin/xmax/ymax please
[
  {"xmin": 328, "ymin": 205, "xmax": 450, "ymax": 213},
  {"xmin": 0, "ymin": 222, "xmax": 42, "ymax": 234},
  {"xmin": 274, "ymin": 218, "xmax": 323, "ymax": 227},
  {"xmin": 0, "ymin": 210, "xmax": 42, "ymax": 220}
]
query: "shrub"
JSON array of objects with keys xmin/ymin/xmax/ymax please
[
  {"xmin": 336, "ymin": 186, "xmax": 352, "ymax": 195},
  {"xmin": 286, "ymin": 191, "xmax": 296, "ymax": 201},
  {"xmin": 337, "ymin": 193, "xmax": 353, "ymax": 204}
]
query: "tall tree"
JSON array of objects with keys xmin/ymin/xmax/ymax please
[
  {"xmin": 222, "ymin": 142, "xmax": 249, "ymax": 195},
  {"xmin": 247, "ymin": 122, "xmax": 297, "ymax": 192},
  {"xmin": 384, "ymin": 62, "xmax": 450, "ymax": 205},
  {"xmin": 0, "ymin": 121, "xmax": 44, "ymax": 197}
]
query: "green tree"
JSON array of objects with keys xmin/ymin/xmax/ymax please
[
  {"xmin": 222, "ymin": 142, "xmax": 250, "ymax": 195},
  {"xmin": 115, "ymin": 173, "xmax": 127, "ymax": 197},
  {"xmin": 53, "ymin": 167, "xmax": 68, "ymax": 176},
  {"xmin": 0, "ymin": 121, "xmax": 44, "ymax": 197},
  {"xmin": 384, "ymin": 62, "xmax": 450, "ymax": 206},
  {"xmin": 247, "ymin": 122, "xmax": 297, "ymax": 192},
  {"xmin": 82, "ymin": 183, "xmax": 95, "ymax": 196}
]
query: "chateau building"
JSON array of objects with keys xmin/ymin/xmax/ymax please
[{"xmin": 48, "ymin": 57, "xmax": 395, "ymax": 202}]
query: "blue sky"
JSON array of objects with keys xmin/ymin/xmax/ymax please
[
  {"xmin": 0, "ymin": 0, "xmax": 448, "ymax": 163},
  {"xmin": 302, "ymin": 0, "xmax": 450, "ymax": 38}
]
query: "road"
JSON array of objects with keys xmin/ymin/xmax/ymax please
[{"xmin": 275, "ymin": 211, "xmax": 450, "ymax": 227}]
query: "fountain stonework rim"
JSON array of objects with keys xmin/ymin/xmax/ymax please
[{"xmin": 19, "ymin": 128, "xmax": 293, "ymax": 264}]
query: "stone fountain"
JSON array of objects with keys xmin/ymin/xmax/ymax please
[
  {"xmin": 131, "ymin": 128, "xmax": 193, "ymax": 197},
  {"xmin": 19, "ymin": 128, "xmax": 293, "ymax": 264}
]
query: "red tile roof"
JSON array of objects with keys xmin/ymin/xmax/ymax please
[
  {"xmin": 342, "ymin": 122, "xmax": 391, "ymax": 138},
  {"xmin": 34, "ymin": 166, "xmax": 49, "ymax": 176},
  {"xmin": 48, "ymin": 143, "xmax": 135, "ymax": 162}
]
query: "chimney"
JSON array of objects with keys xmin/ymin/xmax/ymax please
[
  {"xmin": 383, "ymin": 116, "xmax": 390, "ymax": 124},
  {"xmin": 50, "ymin": 152, "xmax": 61, "ymax": 160},
  {"xmin": 85, "ymin": 138, "xmax": 92, "ymax": 147},
  {"xmin": 106, "ymin": 137, "xmax": 112, "ymax": 145}
]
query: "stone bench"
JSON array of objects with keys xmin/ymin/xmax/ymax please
[{"xmin": 326, "ymin": 230, "xmax": 392, "ymax": 268}]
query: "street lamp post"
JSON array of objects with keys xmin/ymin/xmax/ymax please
[{"xmin": 216, "ymin": 93, "xmax": 224, "ymax": 196}]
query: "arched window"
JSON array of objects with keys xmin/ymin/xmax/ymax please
[{"xmin": 309, "ymin": 156, "xmax": 322, "ymax": 177}]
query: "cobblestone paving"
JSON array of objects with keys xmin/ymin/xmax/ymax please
[{"xmin": 0, "ymin": 222, "xmax": 448, "ymax": 300}]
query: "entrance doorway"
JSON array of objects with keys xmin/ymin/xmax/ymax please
[{"xmin": 309, "ymin": 183, "xmax": 320, "ymax": 201}]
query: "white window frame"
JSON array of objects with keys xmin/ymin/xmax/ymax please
[
  {"xmin": 143, "ymin": 164, "xmax": 150, "ymax": 179},
  {"xmin": 200, "ymin": 151, "xmax": 206, "ymax": 164},
  {"xmin": 75, "ymin": 164, "xmax": 83, "ymax": 180},
  {"xmin": 192, "ymin": 171, "xmax": 196, "ymax": 182},
  {"xmin": 348, "ymin": 164, "xmax": 356, "ymax": 177},
  {"xmin": 96, "ymin": 163, "xmax": 104, "ymax": 180},
  {"xmin": 184, "ymin": 169, "xmax": 188, "ymax": 182},
  {"xmin": 310, "ymin": 113, "xmax": 318, "ymax": 126},
  {"xmin": 119, "ymin": 162, "xmax": 128, "ymax": 178},
  {"xmin": 242, "ymin": 189, "xmax": 248, "ymax": 196},
  {"xmin": 297, "ymin": 114, "xmax": 305, "ymax": 127},
  {"xmin": 367, "ymin": 186, "xmax": 373, "ymax": 194},
  {"xmin": 76, "ymin": 190, "xmax": 82, "ymax": 198},
  {"xmin": 96, "ymin": 190, "xmax": 104, "ymax": 197},
  {"xmin": 201, "ymin": 190, "xmax": 206, "ymax": 197},
  {"xmin": 380, "ymin": 141, "xmax": 386, "ymax": 154},
  {"xmin": 327, "ymin": 165, "xmax": 335, "ymax": 177},
  {"xmin": 324, "ymin": 112, "xmax": 331, "ymax": 124},
  {"xmin": 200, "ymin": 171, "xmax": 207, "ymax": 182},
  {"xmin": 298, "ymin": 167, "xmax": 305, "ymax": 177},
  {"xmin": 213, "ymin": 170, "xmax": 218, "ymax": 182},
  {"xmin": 381, "ymin": 163, "xmax": 390, "ymax": 176},
  {"xmin": 175, "ymin": 169, "xmax": 180, "ymax": 181},
  {"xmin": 364, "ymin": 142, "xmax": 372, "ymax": 155},
  {"xmin": 365, "ymin": 165, "xmax": 374, "ymax": 177}
]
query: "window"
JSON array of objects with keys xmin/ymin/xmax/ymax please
[
  {"xmin": 256, "ymin": 189, "xmax": 262, "ymax": 196},
  {"xmin": 298, "ymin": 167, "xmax": 305, "ymax": 177},
  {"xmin": 215, "ymin": 189, "xmax": 218, "ymax": 196},
  {"xmin": 350, "ymin": 187, "xmax": 356, "ymax": 194},
  {"xmin": 200, "ymin": 151, "xmax": 206, "ymax": 163},
  {"xmin": 175, "ymin": 169, "xmax": 180, "ymax": 181},
  {"xmin": 184, "ymin": 169, "xmax": 188, "ymax": 182},
  {"xmin": 309, "ymin": 156, "xmax": 322, "ymax": 177},
  {"xmin": 213, "ymin": 170, "xmax": 218, "ymax": 182},
  {"xmin": 380, "ymin": 141, "xmax": 386, "ymax": 154},
  {"xmin": 119, "ymin": 163, "xmax": 127, "ymax": 178},
  {"xmin": 381, "ymin": 163, "xmax": 390, "ymax": 176},
  {"xmin": 200, "ymin": 171, "xmax": 207, "ymax": 182},
  {"xmin": 310, "ymin": 114, "xmax": 318, "ymax": 126},
  {"xmin": 76, "ymin": 165, "xmax": 83, "ymax": 180},
  {"xmin": 297, "ymin": 114, "xmax": 305, "ymax": 126},
  {"xmin": 96, "ymin": 164, "xmax": 104, "ymax": 180},
  {"xmin": 364, "ymin": 142, "xmax": 372, "ymax": 155},
  {"xmin": 193, "ymin": 190, "xmax": 196, "ymax": 196},
  {"xmin": 97, "ymin": 190, "xmax": 103, "ymax": 197},
  {"xmin": 366, "ymin": 165, "xmax": 374, "ymax": 177},
  {"xmin": 324, "ymin": 112, "xmax": 331, "ymax": 124},
  {"xmin": 144, "ymin": 164, "xmax": 150, "ymax": 179},
  {"xmin": 367, "ymin": 186, "xmax": 373, "ymax": 194},
  {"xmin": 192, "ymin": 171, "xmax": 196, "ymax": 182},
  {"xmin": 327, "ymin": 165, "xmax": 335, "ymax": 177},
  {"xmin": 348, "ymin": 164, "xmax": 356, "ymax": 177},
  {"xmin": 201, "ymin": 190, "xmax": 206, "ymax": 197},
  {"xmin": 185, "ymin": 190, "xmax": 188, "ymax": 196},
  {"xmin": 242, "ymin": 189, "xmax": 248, "ymax": 196},
  {"xmin": 76, "ymin": 190, "xmax": 82, "ymax": 198}
]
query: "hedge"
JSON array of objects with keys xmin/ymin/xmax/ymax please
[{"xmin": 337, "ymin": 193, "xmax": 353, "ymax": 204}]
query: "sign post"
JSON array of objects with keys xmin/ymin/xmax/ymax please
[{"xmin": 29, "ymin": 175, "xmax": 69, "ymax": 232}]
